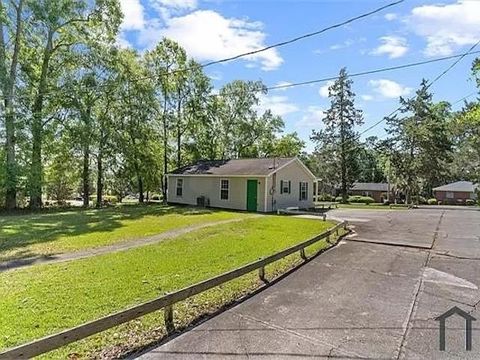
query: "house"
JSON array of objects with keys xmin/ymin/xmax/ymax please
[
  {"xmin": 349, "ymin": 182, "xmax": 392, "ymax": 203},
  {"xmin": 433, "ymin": 181, "xmax": 478, "ymax": 204},
  {"xmin": 167, "ymin": 157, "xmax": 316, "ymax": 212}
]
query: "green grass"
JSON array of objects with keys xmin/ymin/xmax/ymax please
[
  {"xmin": 0, "ymin": 205, "xmax": 250, "ymax": 262},
  {"xmin": 0, "ymin": 216, "xmax": 341, "ymax": 358},
  {"xmin": 337, "ymin": 203, "xmax": 408, "ymax": 210}
]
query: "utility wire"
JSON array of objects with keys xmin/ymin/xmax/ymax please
[{"xmin": 201, "ymin": 0, "xmax": 404, "ymax": 68}]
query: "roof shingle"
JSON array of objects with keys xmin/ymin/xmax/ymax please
[
  {"xmin": 169, "ymin": 158, "xmax": 295, "ymax": 176},
  {"xmin": 433, "ymin": 181, "xmax": 478, "ymax": 193}
]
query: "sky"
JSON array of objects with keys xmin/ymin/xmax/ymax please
[{"xmin": 118, "ymin": 0, "xmax": 480, "ymax": 152}]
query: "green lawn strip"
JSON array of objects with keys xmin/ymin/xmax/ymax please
[
  {"xmin": 337, "ymin": 203, "xmax": 408, "ymax": 210},
  {"xmin": 0, "ymin": 216, "xmax": 340, "ymax": 358},
  {"xmin": 0, "ymin": 205, "xmax": 249, "ymax": 262}
]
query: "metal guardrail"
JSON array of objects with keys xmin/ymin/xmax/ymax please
[{"xmin": 0, "ymin": 221, "xmax": 348, "ymax": 359}]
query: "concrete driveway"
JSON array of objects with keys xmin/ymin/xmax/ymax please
[{"xmin": 136, "ymin": 208, "xmax": 480, "ymax": 359}]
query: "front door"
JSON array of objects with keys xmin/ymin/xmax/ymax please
[{"xmin": 246, "ymin": 180, "xmax": 258, "ymax": 212}]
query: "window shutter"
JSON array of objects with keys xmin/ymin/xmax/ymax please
[
  {"xmin": 288, "ymin": 181, "xmax": 291, "ymax": 194},
  {"xmin": 306, "ymin": 182, "xmax": 309, "ymax": 200},
  {"xmin": 280, "ymin": 180, "xmax": 283, "ymax": 194},
  {"xmin": 299, "ymin": 182, "xmax": 301, "ymax": 201}
]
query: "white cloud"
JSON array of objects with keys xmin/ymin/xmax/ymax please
[
  {"xmin": 408, "ymin": 0, "xmax": 480, "ymax": 57},
  {"xmin": 361, "ymin": 94, "xmax": 374, "ymax": 101},
  {"xmin": 257, "ymin": 95, "xmax": 299, "ymax": 117},
  {"xmin": 156, "ymin": 0, "xmax": 197, "ymax": 10},
  {"xmin": 368, "ymin": 79, "xmax": 412, "ymax": 99},
  {"xmin": 384, "ymin": 13, "xmax": 397, "ymax": 21},
  {"xmin": 296, "ymin": 106, "xmax": 325, "ymax": 128},
  {"xmin": 272, "ymin": 81, "xmax": 292, "ymax": 91},
  {"xmin": 319, "ymin": 81, "xmax": 334, "ymax": 98},
  {"xmin": 119, "ymin": 0, "xmax": 145, "ymax": 31},
  {"xmin": 329, "ymin": 39, "xmax": 354, "ymax": 51},
  {"xmin": 138, "ymin": 10, "xmax": 283, "ymax": 71},
  {"xmin": 371, "ymin": 36, "xmax": 408, "ymax": 59}
]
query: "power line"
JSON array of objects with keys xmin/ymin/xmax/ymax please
[
  {"xmin": 353, "ymin": 41, "xmax": 480, "ymax": 139},
  {"xmin": 201, "ymin": 0, "xmax": 404, "ymax": 68},
  {"xmin": 267, "ymin": 50, "xmax": 480, "ymax": 91}
]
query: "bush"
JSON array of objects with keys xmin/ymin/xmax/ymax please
[
  {"xmin": 417, "ymin": 196, "xmax": 427, "ymax": 205},
  {"xmin": 466, "ymin": 199, "xmax": 475, "ymax": 206},
  {"xmin": 335, "ymin": 196, "xmax": 343, "ymax": 202},
  {"xmin": 349, "ymin": 195, "xmax": 374, "ymax": 204},
  {"xmin": 427, "ymin": 198, "xmax": 438, "ymax": 205},
  {"xmin": 456, "ymin": 198, "xmax": 465, "ymax": 205},
  {"xmin": 316, "ymin": 193, "xmax": 334, "ymax": 201}
]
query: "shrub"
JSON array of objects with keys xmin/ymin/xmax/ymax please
[
  {"xmin": 349, "ymin": 195, "xmax": 374, "ymax": 204},
  {"xmin": 335, "ymin": 196, "xmax": 343, "ymax": 203},
  {"xmin": 466, "ymin": 199, "xmax": 475, "ymax": 206},
  {"xmin": 427, "ymin": 198, "xmax": 438, "ymax": 205},
  {"xmin": 456, "ymin": 198, "xmax": 465, "ymax": 205},
  {"xmin": 317, "ymin": 193, "xmax": 334, "ymax": 201},
  {"xmin": 417, "ymin": 196, "xmax": 427, "ymax": 205}
]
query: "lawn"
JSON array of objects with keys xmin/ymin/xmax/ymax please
[
  {"xmin": 337, "ymin": 203, "xmax": 408, "ymax": 210},
  {"xmin": 0, "ymin": 204, "xmax": 250, "ymax": 262},
  {"xmin": 0, "ymin": 215, "xmax": 342, "ymax": 358}
]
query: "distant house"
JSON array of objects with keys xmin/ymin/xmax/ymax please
[
  {"xmin": 349, "ymin": 182, "xmax": 392, "ymax": 203},
  {"xmin": 167, "ymin": 157, "xmax": 316, "ymax": 212},
  {"xmin": 433, "ymin": 181, "xmax": 478, "ymax": 204}
]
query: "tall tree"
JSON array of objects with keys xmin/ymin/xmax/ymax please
[
  {"xmin": 311, "ymin": 68, "xmax": 363, "ymax": 202},
  {"xmin": 0, "ymin": 0, "xmax": 24, "ymax": 209}
]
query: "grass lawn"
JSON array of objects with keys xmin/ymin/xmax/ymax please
[
  {"xmin": 337, "ymin": 203, "xmax": 408, "ymax": 210},
  {"xmin": 0, "ymin": 215, "xmax": 342, "ymax": 359},
  {"xmin": 0, "ymin": 205, "xmax": 250, "ymax": 262}
]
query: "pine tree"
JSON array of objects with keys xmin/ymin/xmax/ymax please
[{"xmin": 311, "ymin": 68, "xmax": 363, "ymax": 202}]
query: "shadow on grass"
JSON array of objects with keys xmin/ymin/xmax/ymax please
[{"xmin": 0, "ymin": 204, "xmax": 215, "ymax": 259}]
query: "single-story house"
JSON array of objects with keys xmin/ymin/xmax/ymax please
[
  {"xmin": 167, "ymin": 157, "xmax": 316, "ymax": 212},
  {"xmin": 433, "ymin": 181, "xmax": 478, "ymax": 204},
  {"xmin": 349, "ymin": 182, "xmax": 393, "ymax": 203}
]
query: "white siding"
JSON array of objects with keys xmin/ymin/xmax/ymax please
[
  {"xmin": 167, "ymin": 175, "xmax": 267, "ymax": 212},
  {"xmin": 268, "ymin": 159, "xmax": 316, "ymax": 211}
]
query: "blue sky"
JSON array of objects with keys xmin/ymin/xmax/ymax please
[{"xmin": 119, "ymin": 0, "xmax": 480, "ymax": 151}]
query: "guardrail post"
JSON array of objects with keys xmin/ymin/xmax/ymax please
[
  {"xmin": 343, "ymin": 221, "xmax": 348, "ymax": 230},
  {"xmin": 258, "ymin": 266, "xmax": 267, "ymax": 282},
  {"xmin": 164, "ymin": 304, "xmax": 175, "ymax": 334},
  {"xmin": 299, "ymin": 248, "xmax": 307, "ymax": 261}
]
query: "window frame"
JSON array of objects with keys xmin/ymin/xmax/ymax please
[
  {"xmin": 299, "ymin": 181, "xmax": 308, "ymax": 201},
  {"xmin": 281, "ymin": 179, "xmax": 290, "ymax": 194},
  {"xmin": 176, "ymin": 178, "xmax": 183, "ymax": 197},
  {"xmin": 220, "ymin": 179, "xmax": 230, "ymax": 200}
]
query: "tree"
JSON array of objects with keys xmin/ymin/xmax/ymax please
[
  {"xmin": 386, "ymin": 80, "xmax": 452, "ymax": 202},
  {"xmin": 311, "ymin": 68, "xmax": 363, "ymax": 202},
  {"xmin": 0, "ymin": 0, "xmax": 24, "ymax": 209}
]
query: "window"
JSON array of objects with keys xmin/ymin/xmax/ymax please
[
  {"xmin": 446, "ymin": 191, "xmax": 454, "ymax": 199},
  {"xmin": 299, "ymin": 182, "xmax": 308, "ymax": 201},
  {"xmin": 280, "ymin": 180, "xmax": 290, "ymax": 194},
  {"xmin": 362, "ymin": 191, "xmax": 372, "ymax": 197},
  {"xmin": 220, "ymin": 179, "xmax": 229, "ymax": 200},
  {"xmin": 176, "ymin": 178, "xmax": 183, "ymax": 197}
]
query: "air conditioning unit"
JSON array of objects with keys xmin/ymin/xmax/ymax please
[{"xmin": 196, "ymin": 196, "xmax": 210, "ymax": 207}]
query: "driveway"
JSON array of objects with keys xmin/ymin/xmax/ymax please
[{"xmin": 136, "ymin": 208, "xmax": 480, "ymax": 359}]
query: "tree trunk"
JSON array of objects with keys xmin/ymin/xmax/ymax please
[
  {"xmin": 96, "ymin": 149, "xmax": 103, "ymax": 209},
  {"xmin": 162, "ymin": 101, "xmax": 168, "ymax": 203},
  {"xmin": 1, "ymin": 0, "xmax": 24, "ymax": 209},
  {"xmin": 138, "ymin": 176, "xmax": 144, "ymax": 203},
  {"xmin": 29, "ymin": 30, "xmax": 53, "ymax": 209},
  {"xmin": 82, "ymin": 144, "xmax": 90, "ymax": 208}
]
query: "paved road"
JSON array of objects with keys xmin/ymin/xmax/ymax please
[{"xmin": 137, "ymin": 208, "xmax": 480, "ymax": 359}]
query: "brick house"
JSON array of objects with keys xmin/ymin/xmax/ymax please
[
  {"xmin": 349, "ymin": 182, "xmax": 393, "ymax": 203},
  {"xmin": 433, "ymin": 181, "xmax": 478, "ymax": 204}
]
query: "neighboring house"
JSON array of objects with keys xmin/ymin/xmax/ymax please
[
  {"xmin": 349, "ymin": 182, "xmax": 392, "ymax": 203},
  {"xmin": 167, "ymin": 157, "xmax": 316, "ymax": 212},
  {"xmin": 433, "ymin": 181, "xmax": 478, "ymax": 204}
]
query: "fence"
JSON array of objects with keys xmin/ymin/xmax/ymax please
[{"xmin": 0, "ymin": 221, "xmax": 348, "ymax": 359}]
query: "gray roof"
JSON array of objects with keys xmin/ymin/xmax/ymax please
[
  {"xmin": 169, "ymin": 158, "xmax": 295, "ymax": 176},
  {"xmin": 433, "ymin": 181, "xmax": 478, "ymax": 193},
  {"xmin": 351, "ymin": 182, "xmax": 390, "ymax": 192}
]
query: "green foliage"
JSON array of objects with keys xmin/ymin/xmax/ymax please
[
  {"xmin": 311, "ymin": 68, "xmax": 363, "ymax": 202},
  {"xmin": 465, "ymin": 199, "xmax": 475, "ymax": 206},
  {"xmin": 334, "ymin": 195, "xmax": 374, "ymax": 204},
  {"xmin": 427, "ymin": 198, "xmax": 438, "ymax": 205}
]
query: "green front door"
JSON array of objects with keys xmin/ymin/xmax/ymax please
[{"xmin": 246, "ymin": 180, "xmax": 258, "ymax": 212}]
